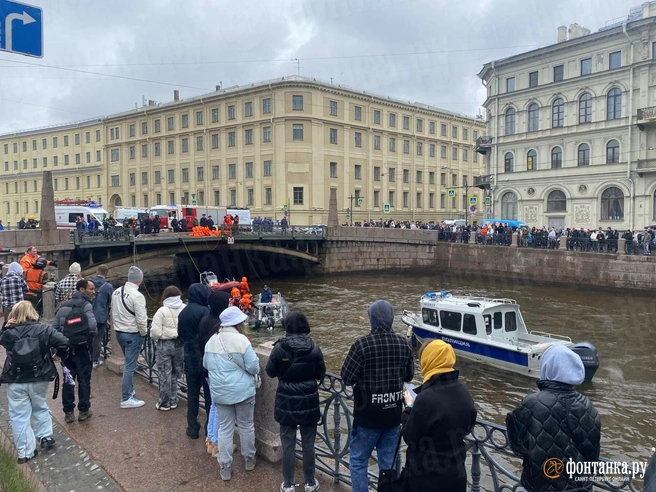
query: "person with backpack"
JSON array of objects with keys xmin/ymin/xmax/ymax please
[
  {"xmin": 52, "ymin": 279, "xmax": 97, "ymax": 424},
  {"xmin": 0, "ymin": 301, "xmax": 70, "ymax": 463},
  {"xmin": 265, "ymin": 311, "xmax": 326, "ymax": 492},
  {"xmin": 88, "ymin": 265, "xmax": 114, "ymax": 368}
]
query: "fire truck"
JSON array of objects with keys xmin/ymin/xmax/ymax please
[
  {"xmin": 54, "ymin": 199, "xmax": 109, "ymax": 230},
  {"xmin": 148, "ymin": 205, "xmax": 228, "ymax": 230}
]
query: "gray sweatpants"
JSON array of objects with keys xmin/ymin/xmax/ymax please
[{"xmin": 156, "ymin": 339, "xmax": 184, "ymax": 407}]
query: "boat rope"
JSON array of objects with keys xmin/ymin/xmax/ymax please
[
  {"xmin": 244, "ymin": 250, "xmax": 264, "ymax": 284},
  {"xmin": 181, "ymin": 237, "xmax": 202, "ymax": 277}
]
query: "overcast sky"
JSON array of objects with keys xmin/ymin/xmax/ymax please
[{"xmin": 0, "ymin": 0, "xmax": 633, "ymax": 134}]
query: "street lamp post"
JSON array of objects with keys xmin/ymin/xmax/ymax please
[{"xmin": 347, "ymin": 193, "xmax": 355, "ymax": 226}]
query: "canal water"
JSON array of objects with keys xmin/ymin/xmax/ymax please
[{"xmin": 110, "ymin": 259, "xmax": 655, "ymax": 464}]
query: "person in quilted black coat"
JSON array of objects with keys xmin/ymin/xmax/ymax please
[{"xmin": 506, "ymin": 344, "xmax": 601, "ymax": 492}]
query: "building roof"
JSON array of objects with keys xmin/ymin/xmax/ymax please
[{"xmin": 1, "ymin": 75, "xmax": 481, "ymax": 140}]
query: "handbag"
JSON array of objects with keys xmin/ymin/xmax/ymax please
[
  {"xmin": 217, "ymin": 330, "xmax": 261, "ymax": 390},
  {"xmin": 377, "ymin": 427, "xmax": 407, "ymax": 492}
]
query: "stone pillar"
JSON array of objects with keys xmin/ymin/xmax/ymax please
[
  {"xmin": 469, "ymin": 231, "xmax": 476, "ymax": 244},
  {"xmin": 41, "ymin": 282, "xmax": 56, "ymax": 323},
  {"xmin": 253, "ymin": 341, "xmax": 282, "ymax": 463},
  {"xmin": 40, "ymin": 171, "xmax": 58, "ymax": 246},
  {"xmin": 327, "ymin": 188, "xmax": 338, "ymax": 228},
  {"xmin": 618, "ymin": 237, "xmax": 626, "ymax": 255},
  {"xmin": 105, "ymin": 316, "xmax": 125, "ymax": 374},
  {"xmin": 511, "ymin": 232, "xmax": 518, "ymax": 247},
  {"xmin": 559, "ymin": 236, "xmax": 568, "ymax": 250}
]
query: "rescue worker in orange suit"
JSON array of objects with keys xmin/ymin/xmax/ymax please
[
  {"xmin": 230, "ymin": 286, "xmax": 241, "ymax": 307},
  {"xmin": 24, "ymin": 256, "xmax": 49, "ymax": 313},
  {"xmin": 20, "ymin": 246, "xmax": 57, "ymax": 272},
  {"xmin": 239, "ymin": 277, "xmax": 250, "ymax": 296},
  {"xmin": 239, "ymin": 294, "xmax": 252, "ymax": 314}
]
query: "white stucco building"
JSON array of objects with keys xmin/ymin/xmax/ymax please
[{"xmin": 477, "ymin": 2, "xmax": 656, "ymax": 230}]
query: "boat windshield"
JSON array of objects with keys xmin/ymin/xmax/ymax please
[{"xmin": 516, "ymin": 309, "xmax": 528, "ymax": 333}]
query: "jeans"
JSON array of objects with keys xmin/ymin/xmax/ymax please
[
  {"xmin": 7, "ymin": 382, "xmax": 52, "ymax": 459},
  {"xmin": 62, "ymin": 344, "xmax": 92, "ymax": 412},
  {"xmin": 156, "ymin": 339, "xmax": 183, "ymax": 408},
  {"xmin": 280, "ymin": 424, "xmax": 317, "ymax": 487},
  {"xmin": 207, "ymin": 403, "xmax": 219, "ymax": 445},
  {"xmin": 349, "ymin": 425, "xmax": 399, "ymax": 492},
  {"xmin": 185, "ymin": 371, "xmax": 211, "ymax": 435},
  {"xmin": 216, "ymin": 396, "xmax": 256, "ymax": 468},
  {"xmin": 116, "ymin": 331, "xmax": 144, "ymax": 402},
  {"xmin": 92, "ymin": 322, "xmax": 108, "ymax": 362}
]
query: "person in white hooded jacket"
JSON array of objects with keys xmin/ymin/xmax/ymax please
[{"xmin": 150, "ymin": 285, "xmax": 185, "ymax": 411}]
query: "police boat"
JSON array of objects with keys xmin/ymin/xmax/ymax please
[
  {"xmin": 401, "ymin": 292, "xmax": 599, "ymax": 383},
  {"xmin": 249, "ymin": 292, "xmax": 289, "ymax": 330}
]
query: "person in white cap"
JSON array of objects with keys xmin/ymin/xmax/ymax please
[
  {"xmin": 111, "ymin": 266, "xmax": 148, "ymax": 409},
  {"xmin": 55, "ymin": 262, "xmax": 82, "ymax": 306},
  {"xmin": 204, "ymin": 306, "xmax": 260, "ymax": 481}
]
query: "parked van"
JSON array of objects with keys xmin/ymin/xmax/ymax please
[
  {"xmin": 115, "ymin": 207, "xmax": 149, "ymax": 222},
  {"xmin": 227, "ymin": 208, "xmax": 251, "ymax": 225},
  {"xmin": 55, "ymin": 200, "xmax": 109, "ymax": 230}
]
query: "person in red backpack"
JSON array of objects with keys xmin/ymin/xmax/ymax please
[{"xmin": 51, "ymin": 279, "xmax": 97, "ymax": 424}]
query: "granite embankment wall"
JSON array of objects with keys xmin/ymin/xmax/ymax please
[{"xmin": 320, "ymin": 227, "xmax": 656, "ymax": 291}]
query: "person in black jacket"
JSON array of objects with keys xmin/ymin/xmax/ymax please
[
  {"xmin": 506, "ymin": 344, "xmax": 601, "ymax": 492},
  {"xmin": 401, "ymin": 340, "xmax": 477, "ymax": 492},
  {"xmin": 0, "ymin": 301, "xmax": 69, "ymax": 463},
  {"xmin": 266, "ymin": 312, "xmax": 326, "ymax": 492},
  {"xmin": 178, "ymin": 283, "xmax": 210, "ymax": 439},
  {"xmin": 645, "ymin": 449, "xmax": 656, "ymax": 492}
]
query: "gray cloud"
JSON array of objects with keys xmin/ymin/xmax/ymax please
[{"xmin": 0, "ymin": 0, "xmax": 633, "ymax": 133}]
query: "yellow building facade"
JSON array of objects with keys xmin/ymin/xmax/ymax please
[{"xmin": 1, "ymin": 76, "xmax": 486, "ymax": 226}]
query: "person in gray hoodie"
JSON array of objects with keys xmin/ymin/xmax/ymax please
[
  {"xmin": 507, "ymin": 344, "xmax": 601, "ymax": 491},
  {"xmin": 88, "ymin": 265, "xmax": 113, "ymax": 368}
]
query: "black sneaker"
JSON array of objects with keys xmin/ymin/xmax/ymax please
[
  {"xmin": 186, "ymin": 427, "xmax": 200, "ymax": 439},
  {"xmin": 17, "ymin": 449, "xmax": 38, "ymax": 464},
  {"xmin": 40, "ymin": 437, "xmax": 56, "ymax": 450}
]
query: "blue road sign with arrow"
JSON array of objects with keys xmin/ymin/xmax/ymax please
[{"xmin": 0, "ymin": 0, "xmax": 43, "ymax": 58}]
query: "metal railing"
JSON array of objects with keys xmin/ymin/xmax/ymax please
[
  {"xmin": 565, "ymin": 238, "xmax": 619, "ymax": 254},
  {"xmin": 476, "ymin": 232, "xmax": 513, "ymax": 246}
]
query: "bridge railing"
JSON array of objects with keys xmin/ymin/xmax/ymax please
[{"xmin": 100, "ymin": 329, "xmax": 639, "ymax": 491}]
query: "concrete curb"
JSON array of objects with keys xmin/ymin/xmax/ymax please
[{"xmin": 0, "ymin": 417, "xmax": 49, "ymax": 492}]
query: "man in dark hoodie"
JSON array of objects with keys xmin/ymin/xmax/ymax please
[
  {"xmin": 506, "ymin": 344, "xmax": 601, "ymax": 492},
  {"xmin": 89, "ymin": 265, "xmax": 113, "ymax": 368},
  {"xmin": 266, "ymin": 312, "xmax": 326, "ymax": 492},
  {"xmin": 198, "ymin": 290, "xmax": 231, "ymax": 352},
  {"xmin": 341, "ymin": 299, "xmax": 414, "ymax": 492},
  {"xmin": 178, "ymin": 283, "xmax": 211, "ymax": 439}
]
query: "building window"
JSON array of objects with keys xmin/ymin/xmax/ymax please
[
  {"xmin": 527, "ymin": 149, "xmax": 537, "ymax": 171},
  {"xmin": 330, "ymin": 128, "xmax": 338, "ymax": 144},
  {"xmin": 129, "ymin": 173, "xmax": 136, "ymax": 186},
  {"xmin": 111, "ymin": 175, "xmax": 119, "ymax": 187},
  {"xmin": 292, "ymin": 95, "xmax": 303, "ymax": 110},
  {"xmin": 403, "ymin": 192, "xmax": 409, "ymax": 208},
  {"xmin": 42, "ymin": 138, "xmax": 47, "ymax": 149},
  {"xmin": 262, "ymin": 98, "xmax": 271, "ymax": 114},
  {"xmin": 374, "ymin": 190, "xmax": 380, "ymax": 207},
  {"xmin": 111, "ymin": 149, "xmax": 119, "ymax": 161},
  {"xmin": 168, "ymin": 169, "xmax": 175, "ymax": 183},
  {"xmin": 416, "ymin": 192, "xmax": 422, "ymax": 209},
  {"xmin": 211, "ymin": 108, "xmax": 219, "ymax": 123},
  {"xmin": 244, "ymin": 102, "xmax": 253, "ymax": 117},
  {"xmin": 463, "ymin": 149, "xmax": 468, "ymax": 161},
  {"xmin": 170, "ymin": 192, "xmax": 175, "ymax": 203},
  {"xmin": 403, "ymin": 116, "xmax": 410, "ymax": 130},
  {"xmin": 33, "ymin": 158, "xmax": 37, "ymax": 168},
  {"xmin": 374, "ymin": 135, "xmax": 381, "ymax": 150},
  {"xmin": 141, "ymin": 122, "xmax": 148, "ymax": 135},
  {"xmin": 196, "ymin": 135, "xmax": 203, "ymax": 151},
  {"xmin": 263, "ymin": 126, "xmax": 271, "ymax": 143},
  {"xmin": 547, "ymin": 190, "xmax": 567, "ymax": 212},
  {"xmin": 96, "ymin": 150, "xmax": 101, "ymax": 161},
  {"xmin": 441, "ymin": 124, "xmax": 447, "ymax": 136},
  {"xmin": 228, "ymin": 163, "xmax": 236, "ymax": 179},
  {"xmin": 440, "ymin": 194, "xmax": 445, "ymax": 208},
  {"xmin": 228, "ymin": 105, "xmax": 236, "ymax": 120},
  {"xmin": 154, "ymin": 142, "xmax": 161, "ymax": 156},
  {"xmin": 389, "ymin": 113, "xmax": 396, "ymax": 127},
  {"xmin": 429, "ymin": 121, "xmax": 435, "ymax": 134},
  {"xmin": 403, "ymin": 169, "xmax": 409, "ymax": 183},
  {"xmin": 441, "ymin": 146, "xmax": 447, "ymax": 159},
  {"xmin": 265, "ymin": 188, "xmax": 272, "ymax": 205},
  {"xmin": 245, "ymin": 129, "xmax": 253, "ymax": 145},
  {"xmin": 33, "ymin": 139, "xmax": 37, "ymax": 149},
  {"xmin": 577, "ymin": 143, "xmax": 590, "ymax": 166},
  {"xmin": 416, "ymin": 171, "xmax": 422, "ymax": 183},
  {"xmin": 607, "ymin": 88, "xmax": 622, "ymax": 120},
  {"xmin": 388, "ymin": 168, "xmax": 395, "ymax": 182},
  {"xmin": 506, "ymin": 77, "xmax": 515, "ymax": 93},
  {"xmin": 182, "ymin": 138, "xmax": 189, "ymax": 153},
  {"xmin": 505, "ymin": 108, "xmax": 516, "ymax": 135},
  {"xmin": 601, "ymin": 187, "xmax": 624, "ymax": 220},
  {"xmin": 389, "ymin": 191, "xmax": 395, "ymax": 206},
  {"xmin": 504, "ymin": 152, "xmax": 514, "ymax": 173},
  {"xmin": 354, "ymin": 106, "xmax": 362, "ymax": 121},
  {"xmin": 246, "ymin": 188, "xmax": 253, "ymax": 206},
  {"xmin": 293, "ymin": 124, "xmax": 303, "ymax": 140},
  {"xmin": 609, "ymin": 51, "xmax": 621, "ymax": 70},
  {"xmin": 354, "ymin": 132, "xmax": 362, "ymax": 147},
  {"xmin": 417, "ymin": 119, "xmax": 423, "ymax": 132},
  {"xmin": 653, "ymin": 42, "xmax": 656, "ymax": 60},
  {"xmin": 197, "ymin": 166, "xmax": 205, "ymax": 181},
  {"xmin": 293, "ymin": 187, "xmax": 304, "ymax": 205},
  {"xmin": 429, "ymin": 144, "xmax": 435, "ymax": 157},
  {"xmin": 581, "ymin": 58, "xmax": 592, "ymax": 76},
  {"xmin": 330, "ymin": 162, "xmax": 337, "ymax": 178},
  {"xmin": 168, "ymin": 140, "xmax": 174, "ymax": 154},
  {"xmin": 403, "ymin": 140, "xmax": 409, "ymax": 154},
  {"xmin": 463, "ymin": 129, "xmax": 468, "ymax": 141},
  {"xmin": 330, "ymin": 100, "xmax": 337, "ymax": 116},
  {"xmin": 452, "ymin": 147, "xmax": 458, "ymax": 160},
  {"xmin": 606, "ymin": 139, "xmax": 620, "ymax": 163},
  {"xmin": 245, "ymin": 162, "xmax": 253, "ymax": 178},
  {"xmin": 452, "ymin": 126, "xmax": 458, "ymax": 138},
  {"xmin": 141, "ymin": 171, "xmax": 148, "ymax": 185},
  {"xmin": 416, "ymin": 142, "xmax": 422, "ymax": 155},
  {"xmin": 52, "ymin": 137, "xmax": 58, "ymax": 148},
  {"xmin": 155, "ymin": 120, "xmax": 161, "ymax": 132},
  {"xmin": 263, "ymin": 160, "xmax": 272, "ymax": 176},
  {"xmin": 552, "ymin": 98, "xmax": 564, "ymax": 128},
  {"xmin": 73, "ymin": 134, "xmax": 79, "ymax": 145},
  {"xmin": 374, "ymin": 110, "xmax": 381, "ymax": 124},
  {"xmin": 212, "ymin": 165, "xmax": 219, "ymax": 180},
  {"xmin": 168, "ymin": 117, "xmax": 174, "ymax": 131},
  {"xmin": 228, "ymin": 132, "xmax": 236, "ymax": 147},
  {"xmin": 141, "ymin": 144, "xmax": 147, "ymax": 158},
  {"xmin": 529, "ymin": 71, "xmax": 538, "ymax": 88},
  {"xmin": 551, "ymin": 146, "xmax": 563, "ymax": 169},
  {"xmin": 155, "ymin": 171, "xmax": 161, "ymax": 184},
  {"xmin": 212, "ymin": 134, "xmax": 219, "ymax": 149},
  {"xmin": 354, "ymin": 164, "xmax": 362, "ymax": 179},
  {"xmin": 429, "ymin": 171, "xmax": 435, "ymax": 184},
  {"xmin": 501, "ymin": 192, "xmax": 518, "ymax": 220},
  {"xmin": 528, "ymin": 103, "xmax": 539, "ymax": 132},
  {"xmin": 579, "ymin": 93, "xmax": 592, "ymax": 124},
  {"xmin": 554, "ymin": 64, "xmax": 564, "ymax": 82},
  {"xmin": 389, "ymin": 138, "xmax": 396, "ymax": 152}
]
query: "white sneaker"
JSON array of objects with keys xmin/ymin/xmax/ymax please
[
  {"xmin": 280, "ymin": 483, "xmax": 295, "ymax": 492},
  {"xmin": 120, "ymin": 397, "xmax": 145, "ymax": 409},
  {"xmin": 304, "ymin": 479, "xmax": 320, "ymax": 492},
  {"xmin": 92, "ymin": 360, "xmax": 104, "ymax": 369}
]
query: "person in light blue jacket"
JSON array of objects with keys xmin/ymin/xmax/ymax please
[{"xmin": 203, "ymin": 306, "xmax": 260, "ymax": 482}]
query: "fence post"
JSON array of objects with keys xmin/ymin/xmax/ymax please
[
  {"xmin": 470, "ymin": 441, "xmax": 482, "ymax": 492},
  {"xmin": 333, "ymin": 393, "xmax": 342, "ymax": 483}
]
